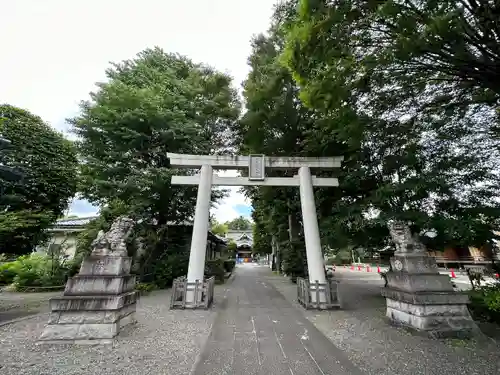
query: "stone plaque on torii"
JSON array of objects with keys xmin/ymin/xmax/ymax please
[{"xmin": 168, "ymin": 153, "xmax": 343, "ymax": 308}]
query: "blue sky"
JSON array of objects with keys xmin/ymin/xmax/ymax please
[
  {"xmin": 1, "ymin": 0, "xmax": 274, "ymax": 222},
  {"xmin": 233, "ymin": 204, "xmax": 253, "ymax": 218}
]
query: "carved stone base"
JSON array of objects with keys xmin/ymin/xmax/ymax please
[
  {"xmin": 39, "ymin": 301, "xmax": 136, "ymax": 344},
  {"xmin": 382, "ymin": 290, "xmax": 478, "ymax": 338},
  {"xmin": 382, "ymin": 253, "xmax": 478, "ymax": 338},
  {"xmin": 39, "ymin": 255, "xmax": 137, "ymax": 344}
]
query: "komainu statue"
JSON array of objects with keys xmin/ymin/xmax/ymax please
[
  {"xmin": 91, "ymin": 216, "xmax": 135, "ymax": 256},
  {"xmin": 387, "ymin": 220, "xmax": 426, "ymax": 254}
]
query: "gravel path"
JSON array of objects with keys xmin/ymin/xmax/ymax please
[
  {"xmin": 266, "ymin": 270, "xmax": 500, "ymax": 375},
  {"xmin": 0, "ymin": 291, "xmax": 62, "ymax": 312},
  {"xmin": 3, "ymin": 267, "xmax": 499, "ymax": 375},
  {"xmin": 0, "ymin": 290, "xmax": 63, "ymax": 324},
  {"xmin": 0, "ymin": 288, "xmax": 219, "ymax": 375}
]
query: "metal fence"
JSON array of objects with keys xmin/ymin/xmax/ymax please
[
  {"xmin": 296, "ymin": 277, "xmax": 341, "ymax": 310},
  {"xmin": 170, "ymin": 276, "xmax": 215, "ymax": 310}
]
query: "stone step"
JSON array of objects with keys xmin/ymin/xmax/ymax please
[
  {"xmin": 386, "ymin": 273, "xmax": 454, "ymax": 293},
  {"xmin": 39, "ymin": 310, "xmax": 136, "ymax": 343},
  {"xmin": 48, "ymin": 303, "xmax": 136, "ymax": 324},
  {"xmin": 63, "ymin": 275, "xmax": 136, "ymax": 296},
  {"xmin": 50, "ymin": 291, "xmax": 137, "ymax": 311},
  {"xmin": 381, "ymin": 287, "xmax": 469, "ymax": 305}
]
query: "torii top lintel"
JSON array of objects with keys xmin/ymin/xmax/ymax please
[{"xmin": 167, "ymin": 153, "xmax": 343, "ymax": 170}]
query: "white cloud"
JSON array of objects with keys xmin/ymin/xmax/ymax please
[
  {"xmin": 211, "ymin": 170, "xmax": 251, "ymax": 223},
  {"xmin": 0, "ymin": 0, "xmax": 275, "ymax": 128},
  {"xmin": 1, "ymin": 0, "xmax": 272, "ymax": 220},
  {"xmin": 66, "ymin": 198, "xmax": 99, "ymax": 218}
]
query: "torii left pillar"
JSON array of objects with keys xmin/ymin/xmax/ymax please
[{"xmin": 185, "ymin": 164, "xmax": 212, "ymax": 303}]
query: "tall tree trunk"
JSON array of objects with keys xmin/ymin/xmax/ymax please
[
  {"xmin": 271, "ymin": 235, "xmax": 278, "ymax": 272},
  {"xmin": 288, "ymin": 213, "xmax": 301, "ymax": 242}
]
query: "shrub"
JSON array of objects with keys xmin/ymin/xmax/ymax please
[
  {"xmin": 0, "ymin": 261, "xmax": 17, "ymax": 285},
  {"xmin": 135, "ymin": 282, "xmax": 156, "ymax": 295},
  {"xmin": 283, "ymin": 241, "xmax": 308, "ymax": 283},
  {"xmin": 12, "ymin": 254, "xmax": 68, "ymax": 290},
  {"xmin": 0, "ymin": 254, "xmax": 70, "ymax": 291},
  {"xmin": 66, "ymin": 253, "xmax": 84, "ymax": 278},
  {"xmin": 205, "ymin": 259, "xmax": 225, "ymax": 283},
  {"xmin": 325, "ymin": 257, "xmax": 336, "ymax": 265},
  {"xmin": 468, "ymin": 283, "xmax": 500, "ymax": 324},
  {"xmin": 333, "ymin": 249, "xmax": 352, "ymax": 265},
  {"xmin": 223, "ymin": 259, "xmax": 235, "ymax": 273},
  {"xmin": 152, "ymin": 253, "xmax": 189, "ymax": 289}
]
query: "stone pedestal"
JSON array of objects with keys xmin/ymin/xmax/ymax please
[
  {"xmin": 39, "ymin": 255, "xmax": 137, "ymax": 344},
  {"xmin": 381, "ymin": 253, "xmax": 478, "ymax": 338}
]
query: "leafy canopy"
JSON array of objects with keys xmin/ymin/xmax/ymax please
[
  {"xmin": 70, "ymin": 47, "xmax": 241, "ymax": 226},
  {"xmin": 225, "ymin": 216, "xmax": 252, "ymax": 231},
  {"xmin": 281, "ymin": 0, "xmax": 500, "ymax": 249},
  {"xmin": 0, "ymin": 105, "xmax": 78, "ymax": 255}
]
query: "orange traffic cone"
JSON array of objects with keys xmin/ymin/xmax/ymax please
[
  {"xmin": 357, "ymin": 265, "xmax": 361, "ymax": 271},
  {"xmin": 450, "ymin": 268, "xmax": 456, "ymax": 278},
  {"xmin": 351, "ymin": 265, "xmax": 354, "ymax": 271},
  {"xmin": 495, "ymin": 273, "xmax": 499, "ymax": 279},
  {"xmin": 366, "ymin": 266, "xmax": 370, "ymax": 272},
  {"xmin": 377, "ymin": 265, "xmax": 381, "ymax": 273}
]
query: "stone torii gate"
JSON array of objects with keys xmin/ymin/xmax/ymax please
[{"xmin": 168, "ymin": 153, "xmax": 342, "ymax": 308}]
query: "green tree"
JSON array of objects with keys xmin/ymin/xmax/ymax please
[
  {"xmin": 70, "ymin": 47, "xmax": 241, "ymax": 279},
  {"xmin": 334, "ymin": 249, "xmax": 352, "ymax": 265},
  {"xmin": 225, "ymin": 216, "xmax": 252, "ymax": 231},
  {"xmin": 294, "ymin": 1, "xmax": 500, "ymax": 140},
  {"xmin": 251, "ymin": 207, "xmax": 273, "ymax": 255},
  {"xmin": 227, "ymin": 240, "xmax": 237, "ymax": 254},
  {"xmin": 211, "ymin": 220, "xmax": 228, "ymax": 236},
  {"xmin": 233, "ymin": 2, "xmax": 319, "ymax": 279},
  {"xmin": 0, "ymin": 105, "xmax": 78, "ymax": 255},
  {"xmin": 282, "ymin": 0, "xmax": 500, "ymax": 249},
  {"xmin": 71, "ymin": 48, "xmax": 240, "ymax": 222}
]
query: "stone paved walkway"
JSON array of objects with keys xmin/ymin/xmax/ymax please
[{"xmin": 193, "ymin": 265, "xmax": 364, "ymax": 375}]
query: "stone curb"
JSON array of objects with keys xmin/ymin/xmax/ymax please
[
  {"xmin": 188, "ymin": 269, "xmax": 237, "ymax": 375},
  {"xmin": 188, "ymin": 320, "xmax": 214, "ymax": 375},
  {"xmin": 0, "ymin": 312, "xmax": 44, "ymax": 328},
  {"xmin": 226, "ymin": 271, "xmax": 236, "ymax": 283}
]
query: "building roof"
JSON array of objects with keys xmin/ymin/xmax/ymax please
[
  {"xmin": 49, "ymin": 217, "xmax": 226, "ymax": 244},
  {"xmin": 54, "ymin": 216, "xmax": 100, "ymax": 227},
  {"xmin": 51, "ymin": 216, "xmax": 196, "ymax": 229},
  {"xmin": 214, "ymin": 234, "xmax": 228, "ymax": 243}
]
